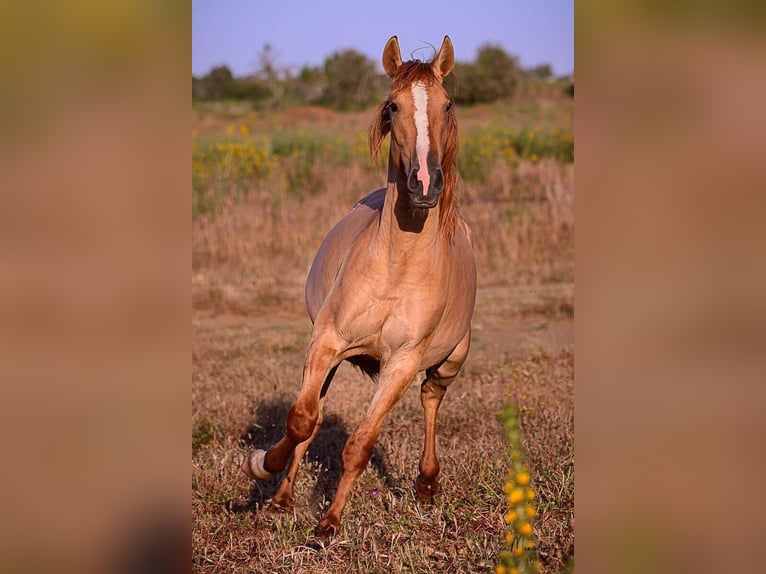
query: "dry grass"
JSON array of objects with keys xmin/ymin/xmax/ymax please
[
  {"xmin": 192, "ymin": 98, "xmax": 574, "ymax": 573},
  {"xmin": 192, "ymin": 155, "xmax": 573, "ymax": 314},
  {"xmin": 192, "ymin": 314, "xmax": 572, "ymax": 573}
]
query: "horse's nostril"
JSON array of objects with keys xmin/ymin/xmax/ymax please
[
  {"xmin": 407, "ymin": 168, "xmax": 420, "ymax": 191},
  {"xmin": 433, "ymin": 168, "xmax": 444, "ymax": 191}
]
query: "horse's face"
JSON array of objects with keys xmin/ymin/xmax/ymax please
[{"xmin": 380, "ymin": 36, "xmax": 456, "ymax": 210}]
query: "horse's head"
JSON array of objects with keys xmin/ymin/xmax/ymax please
[{"xmin": 370, "ymin": 36, "xmax": 458, "ymax": 211}]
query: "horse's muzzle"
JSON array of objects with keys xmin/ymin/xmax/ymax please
[{"xmin": 406, "ymin": 164, "xmax": 445, "ymax": 209}]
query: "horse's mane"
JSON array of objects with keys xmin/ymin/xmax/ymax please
[{"xmin": 368, "ymin": 61, "xmax": 461, "ymax": 241}]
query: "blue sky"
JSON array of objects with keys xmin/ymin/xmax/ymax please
[{"xmin": 192, "ymin": 0, "xmax": 573, "ymax": 77}]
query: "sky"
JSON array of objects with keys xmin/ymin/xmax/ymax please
[{"xmin": 192, "ymin": 0, "xmax": 573, "ymax": 78}]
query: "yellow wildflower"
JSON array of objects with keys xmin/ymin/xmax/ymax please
[
  {"xmin": 504, "ymin": 510, "xmax": 518, "ymax": 524},
  {"xmin": 526, "ymin": 488, "xmax": 536, "ymax": 500},
  {"xmin": 509, "ymin": 488, "xmax": 524, "ymax": 504},
  {"xmin": 516, "ymin": 472, "xmax": 530, "ymax": 486},
  {"xmin": 513, "ymin": 546, "xmax": 523, "ymax": 556},
  {"xmin": 519, "ymin": 523, "xmax": 533, "ymax": 536},
  {"xmin": 495, "ymin": 566, "xmax": 507, "ymax": 574},
  {"xmin": 525, "ymin": 504, "xmax": 536, "ymax": 518}
]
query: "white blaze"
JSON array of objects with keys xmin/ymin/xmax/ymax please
[{"xmin": 411, "ymin": 81, "xmax": 430, "ymax": 195}]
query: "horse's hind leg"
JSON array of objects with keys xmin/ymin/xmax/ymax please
[
  {"xmin": 270, "ymin": 366, "xmax": 338, "ymax": 509},
  {"xmin": 416, "ymin": 329, "xmax": 471, "ymax": 500}
]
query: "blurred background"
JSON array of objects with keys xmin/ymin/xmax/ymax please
[{"xmin": 4, "ymin": 0, "xmax": 764, "ymax": 572}]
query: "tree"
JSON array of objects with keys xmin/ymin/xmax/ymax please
[
  {"xmin": 321, "ymin": 49, "xmax": 384, "ymax": 111},
  {"xmin": 452, "ymin": 44, "xmax": 520, "ymax": 105},
  {"xmin": 255, "ymin": 44, "xmax": 286, "ymax": 108},
  {"xmin": 193, "ymin": 65, "xmax": 237, "ymax": 99},
  {"xmin": 529, "ymin": 64, "xmax": 553, "ymax": 79}
]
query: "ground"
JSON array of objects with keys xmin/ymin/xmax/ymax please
[{"xmin": 192, "ymin": 97, "xmax": 574, "ymax": 572}]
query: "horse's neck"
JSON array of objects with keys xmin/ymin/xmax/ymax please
[{"xmin": 375, "ymin": 180, "xmax": 442, "ymax": 263}]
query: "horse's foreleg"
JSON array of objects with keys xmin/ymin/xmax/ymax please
[
  {"xmin": 269, "ymin": 401, "xmax": 323, "ymax": 509},
  {"xmin": 315, "ymin": 358, "xmax": 420, "ymax": 538},
  {"xmin": 270, "ymin": 364, "xmax": 338, "ymax": 508},
  {"xmin": 416, "ymin": 329, "xmax": 471, "ymax": 500},
  {"xmin": 243, "ymin": 337, "xmax": 341, "ymax": 481}
]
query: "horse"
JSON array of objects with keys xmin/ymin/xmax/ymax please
[{"xmin": 242, "ymin": 35, "xmax": 477, "ymax": 540}]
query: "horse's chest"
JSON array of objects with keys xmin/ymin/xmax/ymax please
[{"xmin": 339, "ymin": 287, "xmax": 445, "ymax": 353}]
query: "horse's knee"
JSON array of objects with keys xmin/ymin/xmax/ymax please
[
  {"xmin": 341, "ymin": 434, "xmax": 374, "ymax": 474},
  {"xmin": 286, "ymin": 402, "xmax": 318, "ymax": 443}
]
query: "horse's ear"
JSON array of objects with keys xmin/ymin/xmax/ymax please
[
  {"xmin": 382, "ymin": 36, "xmax": 402, "ymax": 77},
  {"xmin": 432, "ymin": 35, "xmax": 455, "ymax": 80}
]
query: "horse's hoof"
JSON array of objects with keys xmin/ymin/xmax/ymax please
[
  {"xmin": 267, "ymin": 498, "xmax": 291, "ymax": 513},
  {"xmin": 315, "ymin": 517, "xmax": 339, "ymax": 539},
  {"xmin": 306, "ymin": 538, "xmax": 331, "ymax": 552},
  {"xmin": 241, "ymin": 449, "xmax": 273, "ymax": 480},
  {"xmin": 415, "ymin": 476, "xmax": 440, "ymax": 500}
]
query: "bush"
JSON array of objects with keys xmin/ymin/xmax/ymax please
[
  {"xmin": 320, "ymin": 49, "xmax": 386, "ymax": 110},
  {"xmin": 193, "ymin": 65, "xmax": 271, "ymax": 102},
  {"xmin": 452, "ymin": 44, "xmax": 520, "ymax": 105}
]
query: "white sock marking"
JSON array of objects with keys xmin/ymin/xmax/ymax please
[{"xmin": 411, "ymin": 82, "xmax": 430, "ymax": 195}]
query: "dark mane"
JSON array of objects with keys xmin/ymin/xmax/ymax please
[{"xmin": 368, "ymin": 61, "xmax": 462, "ymax": 241}]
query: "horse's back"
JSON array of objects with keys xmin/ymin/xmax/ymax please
[{"xmin": 305, "ymin": 189, "xmax": 385, "ymax": 321}]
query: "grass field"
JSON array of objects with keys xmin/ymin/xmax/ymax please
[{"xmin": 192, "ymin": 93, "xmax": 574, "ymax": 573}]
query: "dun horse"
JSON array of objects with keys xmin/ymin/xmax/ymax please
[{"xmin": 243, "ymin": 35, "xmax": 477, "ymax": 539}]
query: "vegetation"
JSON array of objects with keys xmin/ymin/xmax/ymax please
[
  {"xmin": 451, "ymin": 45, "xmax": 520, "ymax": 105},
  {"xmin": 192, "ymin": 44, "xmax": 573, "ymax": 110}
]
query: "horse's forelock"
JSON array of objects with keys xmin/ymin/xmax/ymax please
[{"xmin": 389, "ymin": 61, "xmax": 439, "ymax": 91}]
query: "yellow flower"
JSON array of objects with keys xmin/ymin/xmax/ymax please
[
  {"xmin": 525, "ymin": 504, "xmax": 536, "ymax": 518},
  {"xmin": 519, "ymin": 522, "xmax": 533, "ymax": 536},
  {"xmin": 495, "ymin": 565, "xmax": 507, "ymax": 574},
  {"xmin": 504, "ymin": 510, "xmax": 518, "ymax": 524},
  {"xmin": 509, "ymin": 569, "xmax": 519, "ymax": 574},
  {"xmin": 516, "ymin": 472, "xmax": 530, "ymax": 486},
  {"xmin": 505, "ymin": 532, "xmax": 515, "ymax": 543},
  {"xmin": 526, "ymin": 488, "xmax": 536, "ymax": 500},
  {"xmin": 239, "ymin": 124, "xmax": 249, "ymax": 136},
  {"xmin": 513, "ymin": 547, "xmax": 523, "ymax": 556},
  {"xmin": 509, "ymin": 488, "xmax": 524, "ymax": 504},
  {"xmin": 503, "ymin": 481, "xmax": 514, "ymax": 495}
]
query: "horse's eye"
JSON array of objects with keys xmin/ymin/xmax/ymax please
[
  {"xmin": 446, "ymin": 101, "xmax": 453, "ymax": 112},
  {"xmin": 388, "ymin": 102, "xmax": 398, "ymax": 114}
]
